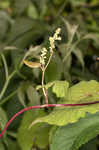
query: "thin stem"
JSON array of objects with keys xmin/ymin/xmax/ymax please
[
  {"xmin": 0, "ymin": 71, "xmax": 16, "ymax": 100},
  {"xmin": 45, "ymin": 51, "xmax": 53, "ymax": 70},
  {"xmin": 0, "ymin": 101, "xmax": 99, "ymax": 138},
  {"xmin": 42, "ymin": 69, "xmax": 48, "ymax": 104},
  {"xmin": 1, "ymin": 53, "xmax": 9, "ymax": 80},
  {"xmin": 41, "ymin": 51, "xmax": 54, "ymax": 104},
  {"xmin": 0, "ymin": 89, "xmax": 17, "ymax": 106}
]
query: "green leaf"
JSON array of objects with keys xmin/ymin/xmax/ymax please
[
  {"xmin": 0, "ymin": 107, "xmax": 7, "ymax": 132},
  {"xmin": 50, "ymin": 113, "xmax": 99, "ymax": 150},
  {"xmin": 26, "ymin": 85, "xmax": 40, "ymax": 105},
  {"xmin": 36, "ymin": 80, "xmax": 69, "ymax": 98},
  {"xmin": 82, "ymin": 33, "xmax": 99, "ymax": 44},
  {"xmin": 31, "ymin": 0, "xmax": 47, "ymax": 18},
  {"xmin": 67, "ymin": 80, "xmax": 99, "ymax": 103},
  {"xmin": 73, "ymin": 48, "xmax": 84, "ymax": 69},
  {"xmin": 35, "ymin": 123, "xmax": 51, "ymax": 149},
  {"xmin": 18, "ymin": 82, "xmax": 27, "ymax": 107},
  {"xmin": 0, "ymin": 11, "xmax": 9, "ymax": 41},
  {"xmin": 7, "ymin": 17, "xmax": 48, "ymax": 48},
  {"xmin": 45, "ymin": 52, "xmax": 63, "ymax": 82},
  {"xmin": 14, "ymin": 0, "xmax": 30, "ymax": 15},
  {"xmin": 32, "ymin": 80, "xmax": 99, "ymax": 126},
  {"xmin": 80, "ymin": 139, "xmax": 97, "ymax": 150},
  {"xmin": 0, "ymin": 141, "xmax": 5, "ymax": 150},
  {"xmin": 52, "ymin": 81, "xmax": 69, "ymax": 98},
  {"xmin": 7, "ymin": 138, "xmax": 21, "ymax": 150},
  {"xmin": 0, "ymin": 107, "xmax": 8, "ymax": 142},
  {"xmin": 18, "ymin": 110, "xmax": 51, "ymax": 150},
  {"xmin": 36, "ymin": 81, "xmax": 55, "ymax": 90},
  {"xmin": 62, "ymin": 18, "xmax": 78, "ymax": 44},
  {"xmin": 28, "ymin": 2, "xmax": 38, "ymax": 19},
  {"xmin": 59, "ymin": 43, "xmax": 72, "ymax": 81},
  {"xmin": 70, "ymin": 0, "xmax": 86, "ymax": 6}
]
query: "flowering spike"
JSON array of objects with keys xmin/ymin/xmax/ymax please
[
  {"xmin": 40, "ymin": 48, "xmax": 47, "ymax": 66},
  {"xmin": 49, "ymin": 28, "xmax": 61, "ymax": 53}
]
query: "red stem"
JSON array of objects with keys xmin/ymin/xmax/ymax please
[{"xmin": 0, "ymin": 101, "xmax": 99, "ymax": 139}]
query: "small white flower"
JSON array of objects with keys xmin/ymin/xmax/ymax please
[
  {"xmin": 40, "ymin": 48, "xmax": 47, "ymax": 66},
  {"xmin": 49, "ymin": 28, "xmax": 61, "ymax": 52},
  {"xmin": 40, "ymin": 28, "xmax": 61, "ymax": 66}
]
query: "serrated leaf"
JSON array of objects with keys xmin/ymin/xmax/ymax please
[
  {"xmin": 67, "ymin": 80, "xmax": 99, "ymax": 103},
  {"xmin": 32, "ymin": 80, "xmax": 99, "ymax": 126},
  {"xmin": 17, "ymin": 110, "xmax": 51, "ymax": 150},
  {"xmin": 50, "ymin": 113, "xmax": 99, "ymax": 150},
  {"xmin": 52, "ymin": 81, "xmax": 69, "ymax": 98}
]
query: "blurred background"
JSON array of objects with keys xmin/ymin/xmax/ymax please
[{"xmin": 0, "ymin": 0, "xmax": 99, "ymax": 150}]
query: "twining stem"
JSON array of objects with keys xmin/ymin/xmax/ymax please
[
  {"xmin": 0, "ymin": 71, "xmax": 16, "ymax": 100},
  {"xmin": 1, "ymin": 101, "xmax": 99, "ymax": 138}
]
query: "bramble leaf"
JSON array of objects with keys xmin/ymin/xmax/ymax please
[
  {"xmin": 32, "ymin": 80, "xmax": 99, "ymax": 126},
  {"xmin": 52, "ymin": 81, "xmax": 69, "ymax": 98}
]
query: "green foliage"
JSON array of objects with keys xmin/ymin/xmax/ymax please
[
  {"xmin": 45, "ymin": 52, "xmax": 63, "ymax": 82},
  {"xmin": 52, "ymin": 80, "xmax": 69, "ymax": 98},
  {"xmin": 33, "ymin": 80, "xmax": 99, "ymax": 126},
  {"xmin": 50, "ymin": 113, "xmax": 99, "ymax": 150},
  {"xmin": 0, "ymin": 141, "xmax": 5, "ymax": 150},
  {"xmin": 18, "ymin": 110, "xmax": 51, "ymax": 150},
  {"xmin": 0, "ymin": 0, "xmax": 99, "ymax": 150},
  {"xmin": 0, "ymin": 108, "xmax": 7, "ymax": 130},
  {"xmin": 13, "ymin": 0, "xmax": 30, "ymax": 15},
  {"xmin": 7, "ymin": 17, "xmax": 48, "ymax": 48}
]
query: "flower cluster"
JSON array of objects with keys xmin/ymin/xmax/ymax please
[
  {"xmin": 40, "ymin": 48, "xmax": 47, "ymax": 66},
  {"xmin": 40, "ymin": 28, "xmax": 61, "ymax": 66},
  {"xmin": 49, "ymin": 28, "xmax": 61, "ymax": 53}
]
